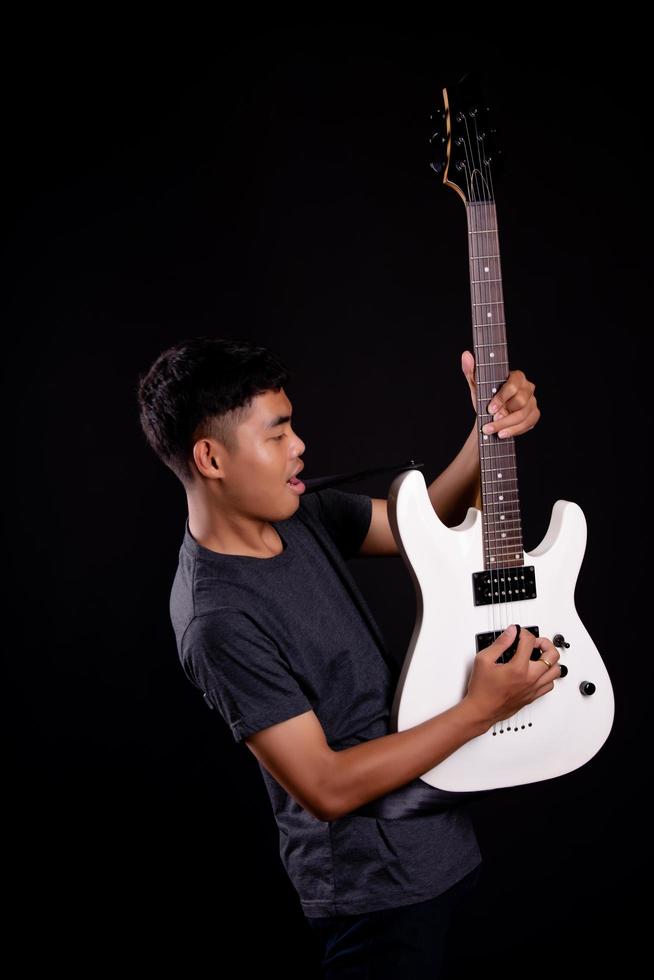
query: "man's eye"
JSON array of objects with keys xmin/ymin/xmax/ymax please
[{"xmin": 274, "ymin": 433, "xmax": 286, "ymax": 440}]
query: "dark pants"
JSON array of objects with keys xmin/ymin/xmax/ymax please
[{"xmin": 305, "ymin": 863, "xmax": 482, "ymax": 978}]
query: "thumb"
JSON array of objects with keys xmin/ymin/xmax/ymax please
[
  {"xmin": 481, "ymin": 623, "xmax": 517, "ymax": 661},
  {"xmin": 461, "ymin": 350, "xmax": 475, "ymax": 382}
]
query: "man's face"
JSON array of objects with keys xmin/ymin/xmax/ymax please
[{"xmin": 216, "ymin": 387, "xmax": 306, "ymax": 520}]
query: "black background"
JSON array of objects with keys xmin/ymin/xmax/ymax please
[{"xmin": 5, "ymin": 23, "xmax": 646, "ymax": 975}]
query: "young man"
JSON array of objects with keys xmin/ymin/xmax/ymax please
[{"xmin": 137, "ymin": 335, "xmax": 555, "ymax": 976}]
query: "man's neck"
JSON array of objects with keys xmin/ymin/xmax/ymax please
[{"xmin": 187, "ymin": 501, "xmax": 284, "ymax": 558}]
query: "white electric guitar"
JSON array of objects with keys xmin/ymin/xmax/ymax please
[{"xmin": 387, "ymin": 72, "xmax": 615, "ymax": 792}]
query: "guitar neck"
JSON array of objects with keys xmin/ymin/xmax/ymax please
[{"xmin": 467, "ymin": 200, "xmax": 524, "ymax": 570}]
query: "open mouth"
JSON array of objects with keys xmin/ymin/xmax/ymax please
[{"xmin": 286, "ymin": 475, "xmax": 305, "ymax": 494}]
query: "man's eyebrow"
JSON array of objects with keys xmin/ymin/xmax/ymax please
[{"xmin": 264, "ymin": 410, "xmax": 293, "ymax": 429}]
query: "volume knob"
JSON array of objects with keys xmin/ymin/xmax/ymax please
[{"xmin": 579, "ymin": 681, "xmax": 596, "ymax": 696}]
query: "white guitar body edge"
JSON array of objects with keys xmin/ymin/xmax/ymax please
[{"xmin": 387, "ymin": 468, "xmax": 615, "ymax": 792}]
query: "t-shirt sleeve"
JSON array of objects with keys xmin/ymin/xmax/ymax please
[
  {"xmin": 181, "ymin": 609, "xmax": 314, "ymax": 743},
  {"xmin": 313, "ymin": 487, "xmax": 372, "ymax": 559}
]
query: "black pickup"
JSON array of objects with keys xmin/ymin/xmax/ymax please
[
  {"xmin": 472, "ymin": 565, "xmax": 537, "ymax": 606},
  {"xmin": 476, "ymin": 623, "xmax": 541, "ymax": 662}
]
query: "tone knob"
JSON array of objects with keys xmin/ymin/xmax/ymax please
[{"xmin": 579, "ymin": 681, "xmax": 596, "ymax": 696}]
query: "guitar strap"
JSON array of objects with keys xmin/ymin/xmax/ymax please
[{"xmin": 295, "ymin": 499, "xmax": 492, "ymax": 819}]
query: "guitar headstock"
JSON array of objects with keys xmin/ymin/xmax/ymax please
[{"xmin": 428, "ymin": 70, "xmax": 504, "ymax": 205}]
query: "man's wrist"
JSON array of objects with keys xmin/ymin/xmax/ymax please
[{"xmin": 456, "ymin": 695, "xmax": 492, "ymax": 738}]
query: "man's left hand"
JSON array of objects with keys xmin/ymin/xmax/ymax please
[{"xmin": 461, "ymin": 350, "xmax": 540, "ymax": 439}]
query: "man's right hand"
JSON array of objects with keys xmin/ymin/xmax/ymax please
[{"xmin": 463, "ymin": 624, "xmax": 561, "ymax": 730}]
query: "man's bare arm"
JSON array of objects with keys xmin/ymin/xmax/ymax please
[
  {"xmin": 244, "ymin": 698, "xmax": 489, "ymax": 823},
  {"xmin": 245, "ymin": 625, "xmax": 559, "ymax": 822}
]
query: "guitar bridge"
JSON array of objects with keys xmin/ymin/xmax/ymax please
[{"xmin": 472, "ymin": 566, "xmax": 537, "ymax": 606}]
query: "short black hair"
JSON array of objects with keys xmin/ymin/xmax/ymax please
[{"xmin": 136, "ymin": 336, "xmax": 291, "ymax": 488}]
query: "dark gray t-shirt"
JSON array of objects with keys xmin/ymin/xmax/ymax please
[{"xmin": 169, "ymin": 488, "xmax": 482, "ymax": 917}]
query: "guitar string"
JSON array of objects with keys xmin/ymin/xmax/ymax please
[
  {"xmin": 460, "ymin": 113, "xmax": 507, "ymax": 737},
  {"xmin": 475, "ymin": 116, "xmax": 526, "ymax": 729},
  {"xmin": 462, "ymin": 108, "xmax": 521, "ymax": 732},
  {"xmin": 478, "ymin": 113, "xmax": 531, "ymax": 730}
]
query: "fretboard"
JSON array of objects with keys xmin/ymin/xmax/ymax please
[{"xmin": 467, "ymin": 200, "xmax": 524, "ymax": 570}]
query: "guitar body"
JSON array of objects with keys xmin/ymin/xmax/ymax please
[
  {"xmin": 384, "ymin": 71, "xmax": 617, "ymax": 794},
  {"xmin": 387, "ymin": 468, "xmax": 615, "ymax": 792}
]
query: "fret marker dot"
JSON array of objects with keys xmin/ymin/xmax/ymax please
[
  {"xmin": 487, "ymin": 312, "xmax": 492, "ymax": 318},
  {"xmin": 498, "ymin": 472, "xmax": 502, "ymax": 478},
  {"xmin": 484, "ymin": 266, "xmax": 489, "ymax": 271},
  {"xmin": 499, "ymin": 494, "xmax": 504, "ymax": 500},
  {"xmin": 490, "ymin": 351, "xmax": 495, "ymax": 356},
  {"xmin": 501, "ymin": 532, "xmax": 506, "ymax": 537}
]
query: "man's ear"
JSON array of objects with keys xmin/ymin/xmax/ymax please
[{"xmin": 191, "ymin": 437, "xmax": 223, "ymax": 478}]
